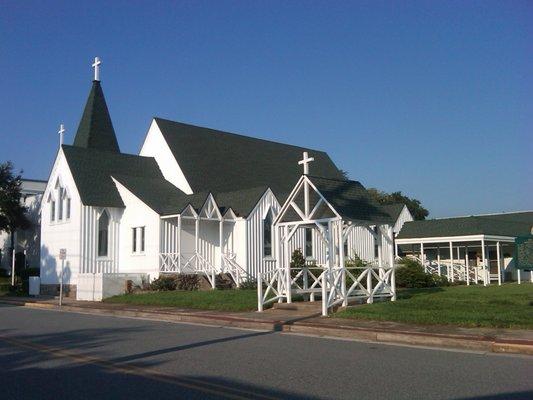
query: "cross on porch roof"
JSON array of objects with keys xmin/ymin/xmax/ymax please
[{"xmin": 298, "ymin": 151, "xmax": 314, "ymax": 175}]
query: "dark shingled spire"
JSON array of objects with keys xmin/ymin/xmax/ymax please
[{"xmin": 72, "ymin": 81, "xmax": 120, "ymax": 153}]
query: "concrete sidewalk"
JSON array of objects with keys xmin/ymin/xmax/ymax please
[{"xmin": 1, "ymin": 295, "xmax": 532, "ymax": 355}]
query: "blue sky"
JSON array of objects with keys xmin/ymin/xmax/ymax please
[{"xmin": 1, "ymin": 1, "xmax": 531, "ymax": 217}]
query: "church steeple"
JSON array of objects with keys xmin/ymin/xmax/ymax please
[{"xmin": 72, "ymin": 57, "xmax": 120, "ymax": 153}]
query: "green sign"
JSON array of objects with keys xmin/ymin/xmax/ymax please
[{"xmin": 516, "ymin": 235, "xmax": 533, "ymax": 271}]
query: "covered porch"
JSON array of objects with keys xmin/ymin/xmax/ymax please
[
  {"xmin": 396, "ymin": 235, "xmax": 517, "ymax": 286},
  {"xmin": 158, "ymin": 194, "xmax": 247, "ymax": 288},
  {"xmin": 258, "ymin": 173, "xmax": 398, "ymax": 316}
]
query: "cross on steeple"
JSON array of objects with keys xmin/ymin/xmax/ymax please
[
  {"xmin": 58, "ymin": 123, "xmax": 65, "ymax": 146},
  {"xmin": 92, "ymin": 57, "xmax": 101, "ymax": 81},
  {"xmin": 298, "ymin": 151, "xmax": 314, "ymax": 175}
]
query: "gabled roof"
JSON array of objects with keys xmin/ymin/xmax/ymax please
[
  {"xmin": 113, "ymin": 173, "xmax": 269, "ymax": 217},
  {"xmin": 73, "ymin": 81, "xmax": 120, "ymax": 153},
  {"xmin": 62, "ymin": 145, "xmax": 162, "ymax": 207},
  {"xmin": 379, "ymin": 203, "xmax": 407, "ymax": 222},
  {"xmin": 307, "ymin": 176, "xmax": 397, "ymax": 224},
  {"xmin": 397, "ymin": 211, "xmax": 533, "ymax": 239},
  {"xmin": 154, "ymin": 118, "xmax": 344, "ymax": 199}
]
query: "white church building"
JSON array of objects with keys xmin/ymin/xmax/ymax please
[{"xmin": 40, "ymin": 59, "xmax": 412, "ymax": 304}]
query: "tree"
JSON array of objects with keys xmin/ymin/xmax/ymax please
[
  {"xmin": 367, "ymin": 188, "xmax": 429, "ymax": 220},
  {"xmin": 0, "ymin": 162, "xmax": 31, "ymax": 268}
]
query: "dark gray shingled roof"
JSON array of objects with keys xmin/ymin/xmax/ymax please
[
  {"xmin": 397, "ymin": 212, "xmax": 533, "ymax": 239},
  {"xmin": 379, "ymin": 203, "xmax": 407, "ymax": 222},
  {"xmin": 306, "ymin": 176, "xmax": 397, "ymax": 224},
  {"xmin": 112, "ymin": 173, "xmax": 270, "ymax": 217},
  {"xmin": 72, "ymin": 81, "xmax": 120, "ymax": 153},
  {"xmin": 62, "ymin": 145, "xmax": 162, "ymax": 208},
  {"xmin": 154, "ymin": 118, "xmax": 344, "ymax": 199}
]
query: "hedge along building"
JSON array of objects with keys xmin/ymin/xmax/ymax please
[
  {"xmin": 395, "ymin": 211, "xmax": 533, "ymax": 285},
  {"xmin": 40, "ymin": 58, "xmax": 412, "ymax": 300}
]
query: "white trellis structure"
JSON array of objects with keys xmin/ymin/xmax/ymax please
[
  {"xmin": 159, "ymin": 194, "xmax": 248, "ymax": 288},
  {"xmin": 257, "ymin": 158, "xmax": 397, "ymax": 316}
]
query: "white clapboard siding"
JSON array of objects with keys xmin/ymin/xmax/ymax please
[
  {"xmin": 80, "ymin": 206, "xmax": 120, "ymax": 274},
  {"xmin": 245, "ymin": 190, "xmax": 280, "ymax": 278}
]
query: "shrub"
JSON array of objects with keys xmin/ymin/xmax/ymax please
[
  {"xmin": 395, "ymin": 257, "xmax": 449, "ymax": 288},
  {"xmin": 176, "ymin": 274, "xmax": 199, "ymax": 291},
  {"xmin": 239, "ymin": 279, "xmax": 257, "ymax": 290},
  {"xmin": 150, "ymin": 275, "xmax": 177, "ymax": 291},
  {"xmin": 290, "ymin": 249, "xmax": 306, "ymax": 269}
]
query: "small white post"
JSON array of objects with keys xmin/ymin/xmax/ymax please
[
  {"xmin": 322, "ymin": 270, "xmax": 328, "ymax": 316},
  {"xmin": 530, "ymin": 270, "xmax": 533, "ymax": 283},
  {"xmin": 517, "ymin": 269, "xmax": 521, "ymax": 284},
  {"xmin": 195, "ymin": 217, "xmax": 200, "ymax": 271},
  {"xmin": 11, "ymin": 248, "xmax": 15, "ymax": 287},
  {"xmin": 257, "ymin": 273, "xmax": 263, "ymax": 312},
  {"xmin": 366, "ymin": 267, "xmax": 373, "ymax": 304},
  {"xmin": 59, "ymin": 258, "xmax": 64, "ymax": 307},
  {"xmin": 496, "ymin": 241, "xmax": 502, "ymax": 286}
]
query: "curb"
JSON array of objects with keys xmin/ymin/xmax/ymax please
[{"xmin": 2, "ymin": 299, "xmax": 532, "ymax": 356}]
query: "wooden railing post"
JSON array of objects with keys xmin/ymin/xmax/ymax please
[
  {"xmin": 366, "ymin": 267, "xmax": 373, "ymax": 304},
  {"xmin": 321, "ymin": 270, "xmax": 328, "ymax": 316},
  {"xmin": 257, "ymin": 273, "xmax": 263, "ymax": 312}
]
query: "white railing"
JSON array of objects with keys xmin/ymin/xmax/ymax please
[
  {"xmin": 257, "ymin": 264, "xmax": 396, "ymax": 316},
  {"xmin": 160, "ymin": 252, "xmax": 248, "ymax": 289},
  {"xmin": 221, "ymin": 253, "xmax": 248, "ymax": 288}
]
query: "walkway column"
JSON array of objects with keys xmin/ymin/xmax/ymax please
[
  {"xmin": 339, "ymin": 222, "xmax": 347, "ymax": 307},
  {"xmin": 285, "ymin": 225, "xmax": 291, "ymax": 303},
  {"xmin": 437, "ymin": 246, "xmax": 441, "ymax": 276},
  {"xmin": 378, "ymin": 227, "xmax": 383, "ymax": 278},
  {"xmin": 195, "ymin": 217, "xmax": 200, "ymax": 270},
  {"xmin": 420, "ymin": 242, "xmax": 425, "ymax": 272},
  {"xmin": 465, "ymin": 246, "xmax": 470, "ymax": 285},
  {"xmin": 449, "ymin": 241, "xmax": 454, "ymax": 282},
  {"xmin": 219, "ymin": 219, "xmax": 224, "ymax": 274},
  {"xmin": 177, "ymin": 215, "xmax": 182, "ymax": 272},
  {"xmin": 388, "ymin": 226, "xmax": 396, "ymax": 301},
  {"xmin": 496, "ymin": 241, "xmax": 501, "ymax": 286},
  {"xmin": 481, "ymin": 238, "xmax": 487, "ymax": 286}
]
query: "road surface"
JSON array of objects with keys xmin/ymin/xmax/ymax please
[{"xmin": 0, "ymin": 304, "xmax": 531, "ymax": 400}]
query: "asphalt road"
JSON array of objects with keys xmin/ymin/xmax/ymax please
[{"xmin": 0, "ymin": 304, "xmax": 532, "ymax": 400}]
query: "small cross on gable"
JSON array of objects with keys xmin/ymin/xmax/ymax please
[
  {"xmin": 298, "ymin": 151, "xmax": 315, "ymax": 175},
  {"xmin": 92, "ymin": 57, "xmax": 101, "ymax": 81},
  {"xmin": 58, "ymin": 123, "xmax": 65, "ymax": 146}
]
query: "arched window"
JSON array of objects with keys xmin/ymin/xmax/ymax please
[
  {"xmin": 305, "ymin": 227, "xmax": 313, "ymax": 258},
  {"xmin": 98, "ymin": 211, "xmax": 109, "ymax": 257},
  {"xmin": 263, "ymin": 209, "xmax": 273, "ymax": 257}
]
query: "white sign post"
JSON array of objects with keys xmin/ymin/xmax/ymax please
[{"xmin": 59, "ymin": 249, "xmax": 67, "ymax": 306}]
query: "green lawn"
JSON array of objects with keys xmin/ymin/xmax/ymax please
[
  {"xmin": 335, "ymin": 283, "xmax": 533, "ymax": 329},
  {"xmin": 105, "ymin": 289, "xmax": 259, "ymax": 312}
]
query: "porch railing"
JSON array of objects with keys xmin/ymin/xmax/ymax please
[{"xmin": 257, "ymin": 264, "xmax": 396, "ymax": 316}]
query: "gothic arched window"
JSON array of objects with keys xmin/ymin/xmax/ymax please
[
  {"xmin": 98, "ymin": 211, "xmax": 109, "ymax": 257},
  {"xmin": 263, "ymin": 209, "xmax": 273, "ymax": 257}
]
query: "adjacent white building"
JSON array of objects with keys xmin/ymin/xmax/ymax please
[
  {"xmin": 0, "ymin": 179, "xmax": 47, "ymax": 273},
  {"xmin": 40, "ymin": 61, "xmax": 412, "ymax": 300}
]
